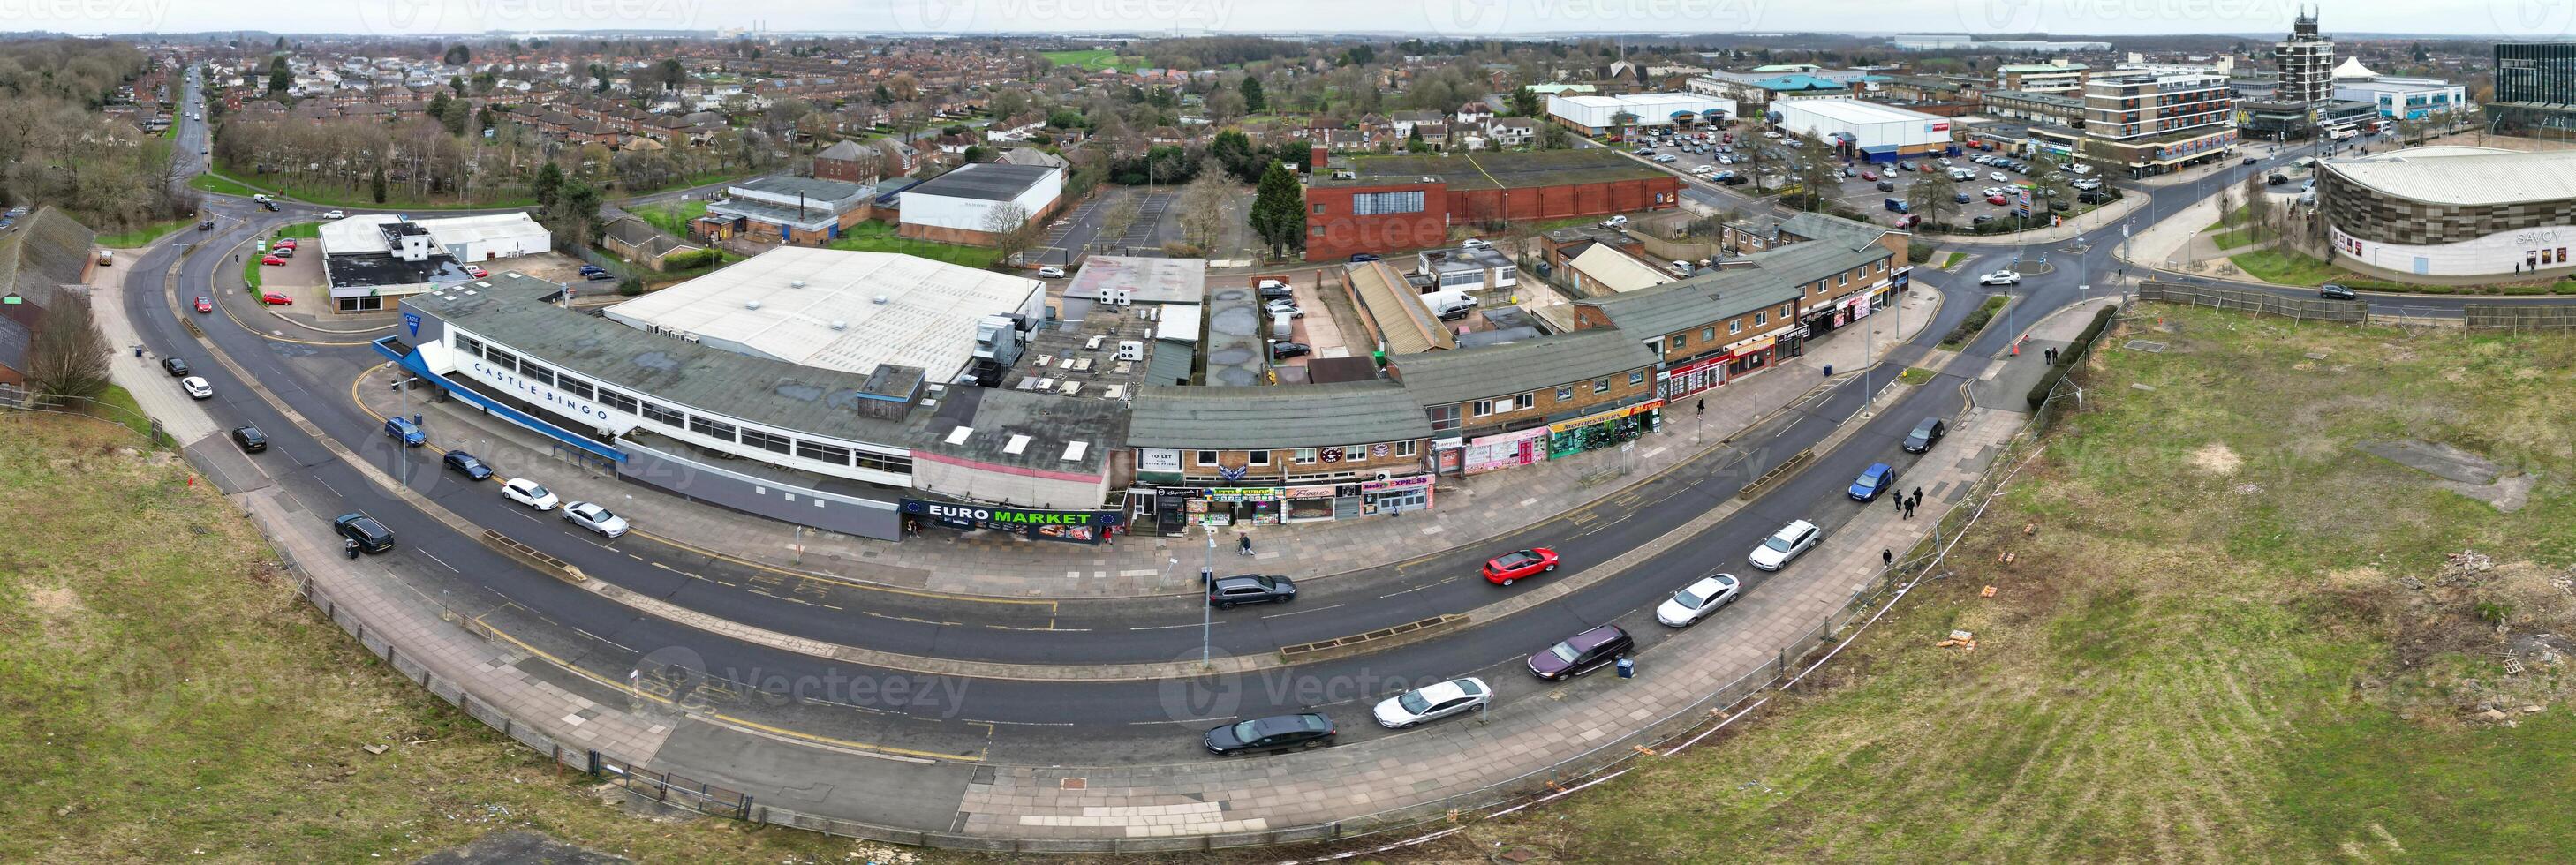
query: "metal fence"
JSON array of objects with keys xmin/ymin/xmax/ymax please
[
  {"xmin": 2138, "ymin": 281, "xmax": 2365, "ymax": 322},
  {"xmin": 2462, "ymin": 304, "xmax": 2576, "ymax": 333}
]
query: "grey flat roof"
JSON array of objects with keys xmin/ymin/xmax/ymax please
[
  {"xmin": 906, "ymin": 162, "xmax": 1059, "ymax": 201},
  {"xmin": 1202, "ymin": 283, "xmax": 1266, "ymax": 387},
  {"xmin": 407, "ymin": 273, "xmax": 1120, "ymax": 473},
  {"xmin": 733, "ymin": 175, "xmax": 872, "ymax": 202},
  {"xmin": 1062, "ymin": 255, "xmax": 1208, "ymax": 305},
  {"xmin": 1578, "ymin": 269, "xmax": 1804, "ymax": 339},
  {"xmin": 1128, "ymin": 382, "xmax": 1430, "ymax": 449},
  {"xmin": 2324, "ymin": 146, "xmax": 2576, "ymax": 207},
  {"xmin": 1389, "ymin": 329, "xmax": 1659, "ymax": 409}
]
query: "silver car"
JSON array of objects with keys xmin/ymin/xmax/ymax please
[
  {"xmin": 1655, "ymin": 573, "xmax": 1743, "ymax": 627},
  {"xmin": 1749, "ymin": 519, "xmax": 1820, "ymax": 571},
  {"xmin": 1372, "ymin": 677, "xmax": 1492, "ymax": 728},
  {"xmin": 561, "ymin": 500, "xmax": 630, "ymax": 538}
]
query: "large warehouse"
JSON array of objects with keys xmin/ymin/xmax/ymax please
[
  {"xmin": 1303, "ymin": 150, "xmax": 1683, "ymax": 261},
  {"xmin": 319, "ymin": 212, "xmax": 548, "ymax": 312},
  {"xmin": 898, "ymin": 162, "xmax": 1064, "ymax": 246},
  {"xmin": 1766, "ymin": 99, "xmax": 1957, "ymax": 162},
  {"xmin": 1546, "ymin": 93, "xmax": 1737, "ymax": 134},
  {"xmin": 2316, "ymin": 146, "xmax": 2576, "ymax": 279}
]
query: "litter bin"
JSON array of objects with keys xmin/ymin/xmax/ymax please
[
  {"xmin": 1615, "ymin": 656, "xmax": 1635, "ymax": 679},
  {"xmin": 1821, "ymin": 364, "xmax": 1833, "ymax": 377}
]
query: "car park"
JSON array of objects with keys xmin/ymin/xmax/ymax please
[
  {"xmin": 1655, "ymin": 572, "xmax": 1742, "ymax": 627},
  {"xmin": 562, "ymin": 500, "xmax": 630, "ymax": 538},
  {"xmin": 2319, "ymin": 283, "xmax": 2358, "ymax": 300},
  {"xmin": 501, "ymin": 477, "xmax": 561, "ymax": 511},
  {"xmin": 1980, "ymin": 269, "xmax": 2021, "ymax": 285},
  {"xmin": 1847, "ymin": 462, "xmax": 1897, "ymax": 501},
  {"xmin": 230, "ymin": 425, "xmax": 268, "ymax": 452},
  {"xmin": 333, "ymin": 512, "xmax": 396, "ymax": 553},
  {"xmin": 1373, "ymin": 678, "xmax": 1492, "ymax": 728},
  {"xmin": 1206, "ymin": 574, "xmax": 1296, "ymax": 608},
  {"xmin": 1205, "ymin": 713, "xmax": 1335, "ymax": 756},
  {"xmin": 1902, "ymin": 417, "xmax": 1948, "ymax": 453},
  {"xmin": 442, "ymin": 450, "xmax": 495, "ymax": 479},
  {"xmin": 1036, "ymin": 266, "xmax": 1066, "ymax": 279},
  {"xmin": 1482, "ymin": 547, "xmax": 1560, "ymax": 585},
  {"xmin": 1749, "ymin": 519, "xmax": 1821, "ymax": 571},
  {"xmin": 1529, "ymin": 624, "xmax": 1634, "ymax": 681},
  {"xmin": 1269, "ymin": 341, "xmax": 1310, "ymax": 359},
  {"xmin": 383, "ymin": 417, "xmax": 425, "ymax": 447},
  {"xmin": 179, "ymin": 376, "xmax": 213, "ymax": 400},
  {"xmin": 162, "ymin": 357, "xmax": 191, "ymax": 376}
]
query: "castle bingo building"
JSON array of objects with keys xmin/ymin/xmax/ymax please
[{"xmin": 2315, "ymin": 146, "xmax": 2576, "ymax": 278}]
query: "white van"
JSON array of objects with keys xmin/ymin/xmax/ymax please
[{"xmin": 1424, "ymin": 290, "xmax": 1478, "ymax": 321}]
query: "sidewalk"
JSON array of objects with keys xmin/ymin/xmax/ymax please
[
  {"xmin": 89, "ymin": 256, "xmax": 221, "ymax": 444},
  {"xmin": 354, "ymin": 282, "xmax": 1943, "ymax": 599}
]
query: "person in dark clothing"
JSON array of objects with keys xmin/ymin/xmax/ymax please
[
  {"xmin": 1236, "ymin": 532, "xmax": 1252, "ymax": 556},
  {"xmin": 1911, "ymin": 486, "xmax": 1923, "ymax": 504},
  {"xmin": 1882, "ymin": 548, "xmax": 1893, "ymax": 568},
  {"xmin": 1696, "ymin": 398, "xmax": 1705, "ymax": 416},
  {"xmin": 1905, "ymin": 499, "xmax": 1916, "ymax": 519}
]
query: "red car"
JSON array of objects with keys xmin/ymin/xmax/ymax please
[
  {"xmin": 1987, "ymin": 193, "xmax": 2008, "ymax": 205},
  {"xmin": 274, "ymin": 239, "xmax": 296, "ymax": 250},
  {"xmin": 193, "ymin": 296, "xmax": 213, "ymax": 312},
  {"xmin": 260, "ymin": 292, "xmax": 291, "ymax": 305},
  {"xmin": 1482, "ymin": 547, "xmax": 1560, "ymax": 586},
  {"xmin": 261, "ymin": 255, "xmax": 285, "ymax": 266},
  {"xmin": 1861, "ymin": 171, "xmax": 1877, "ymax": 181},
  {"xmin": 467, "ymin": 267, "xmax": 489, "ymax": 278}
]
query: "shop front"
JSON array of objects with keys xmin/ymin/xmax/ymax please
[
  {"xmin": 1191, "ymin": 486, "xmax": 1285, "ymax": 527},
  {"xmin": 1462, "ymin": 426, "xmax": 1552, "ymax": 475},
  {"xmin": 1359, "ymin": 474, "xmax": 1435, "ymax": 515},
  {"xmin": 1723, "ymin": 335, "xmax": 1776, "ymax": 378},
  {"xmin": 1281, "ymin": 484, "xmax": 1350, "ymax": 523},
  {"xmin": 1545, "ymin": 400, "xmax": 1664, "ymax": 460},
  {"xmin": 1655, "ymin": 352, "xmax": 1730, "ymax": 401},
  {"xmin": 900, "ymin": 499, "xmax": 1124, "ymax": 545}
]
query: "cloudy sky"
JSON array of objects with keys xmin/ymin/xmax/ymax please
[{"xmin": 49, "ymin": 0, "xmax": 2576, "ymax": 38}]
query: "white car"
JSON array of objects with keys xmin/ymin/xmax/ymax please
[
  {"xmin": 1461, "ymin": 237, "xmax": 1492, "ymax": 250},
  {"xmin": 1036, "ymin": 266, "xmax": 1066, "ymax": 279},
  {"xmin": 1653, "ymin": 154, "xmax": 1679, "ymax": 163},
  {"xmin": 1691, "ymin": 164, "xmax": 1717, "ymax": 176},
  {"xmin": 1991, "ymin": 172, "xmax": 2010, "ymax": 183},
  {"xmin": 1983, "ymin": 186, "xmax": 2006, "ymax": 197},
  {"xmin": 1979, "ymin": 269, "xmax": 2023, "ymax": 285},
  {"xmin": 321, "ymin": 209, "xmax": 344, "ymax": 219},
  {"xmin": 179, "ymin": 376, "xmax": 214, "ymax": 400},
  {"xmin": 1749, "ymin": 519, "xmax": 1820, "ymax": 572},
  {"xmin": 500, "ymin": 477, "xmax": 560, "ymax": 511},
  {"xmin": 1372, "ymin": 677, "xmax": 1493, "ymax": 728},
  {"xmin": 1264, "ymin": 299, "xmax": 1304, "ymax": 319},
  {"xmin": 1600, "ymin": 215, "xmax": 1630, "ymax": 228},
  {"xmin": 1656, "ymin": 572, "xmax": 1744, "ymax": 627},
  {"xmin": 561, "ymin": 500, "xmax": 629, "ymax": 538}
]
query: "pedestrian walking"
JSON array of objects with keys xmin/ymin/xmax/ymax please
[
  {"xmin": 1892, "ymin": 494, "xmax": 1902, "ymax": 515},
  {"xmin": 1882, "ymin": 548, "xmax": 1893, "ymax": 568},
  {"xmin": 1905, "ymin": 499, "xmax": 1917, "ymax": 520},
  {"xmin": 1911, "ymin": 486, "xmax": 1923, "ymax": 504},
  {"xmin": 1696, "ymin": 398, "xmax": 1705, "ymax": 416},
  {"xmin": 1236, "ymin": 531, "xmax": 1252, "ymax": 556}
]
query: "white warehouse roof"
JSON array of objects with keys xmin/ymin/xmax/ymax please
[
  {"xmin": 321, "ymin": 212, "xmax": 547, "ymax": 257},
  {"xmin": 1773, "ymin": 98, "xmax": 1947, "ymax": 125},
  {"xmin": 601, "ymin": 247, "xmax": 1044, "ymax": 380},
  {"xmin": 2324, "ymin": 147, "xmax": 2576, "ymax": 207}
]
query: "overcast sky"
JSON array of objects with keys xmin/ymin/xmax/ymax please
[{"xmin": 46, "ymin": 0, "xmax": 2576, "ymax": 39}]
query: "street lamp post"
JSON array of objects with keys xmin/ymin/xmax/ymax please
[{"xmin": 1201, "ymin": 525, "xmax": 1216, "ymax": 668}]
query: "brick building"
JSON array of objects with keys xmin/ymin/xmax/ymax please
[{"xmin": 1303, "ymin": 149, "xmax": 1682, "ymax": 262}]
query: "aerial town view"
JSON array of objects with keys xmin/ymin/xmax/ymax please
[{"xmin": 8, "ymin": 1, "xmax": 2576, "ymax": 861}]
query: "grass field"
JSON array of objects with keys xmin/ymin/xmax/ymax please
[
  {"xmin": 2230, "ymin": 247, "xmax": 2342, "ymax": 285},
  {"xmin": 1939, "ymin": 252, "xmax": 1966, "ymax": 270},
  {"xmin": 0, "ymin": 414, "xmax": 914, "ymax": 863},
  {"xmin": 822, "ymin": 221, "xmax": 1002, "ymax": 269},
  {"xmin": 212, "ymin": 162, "xmax": 536, "ymax": 210},
  {"xmin": 1041, "ymin": 49, "xmax": 1140, "ymax": 70},
  {"xmin": 630, "ymin": 199, "xmax": 706, "ymax": 237},
  {"xmin": 190, "ymin": 171, "xmax": 267, "ymax": 198},
  {"xmin": 1470, "ymin": 304, "xmax": 2576, "ymax": 861},
  {"xmin": 94, "ymin": 217, "xmax": 195, "ymax": 248}
]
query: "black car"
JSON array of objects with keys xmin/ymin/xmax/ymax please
[
  {"xmin": 2265, "ymin": 174, "xmax": 2288, "ymax": 186},
  {"xmin": 2242, "ymin": 156, "xmax": 2258, "ymax": 165},
  {"xmin": 1347, "ymin": 253, "xmax": 1380, "ymax": 263},
  {"xmin": 1207, "ymin": 574, "xmax": 1297, "ymax": 608},
  {"xmin": 442, "ymin": 449, "xmax": 495, "ymax": 480},
  {"xmin": 1205, "ymin": 712, "xmax": 1335, "ymax": 756},
  {"xmin": 197, "ymin": 219, "xmax": 215, "ymax": 230},
  {"xmin": 333, "ymin": 512, "xmax": 396, "ymax": 553},
  {"xmin": 1270, "ymin": 341, "xmax": 1311, "ymax": 360},
  {"xmin": 2078, "ymin": 190, "xmax": 2111, "ymax": 204},
  {"xmin": 1717, "ymin": 175, "xmax": 1747, "ymax": 185},
  {"xmin": 1901, "ymin": 417, "xmax": 1948, "ymax": 454},
  {"xmin": 162, "ymin": 357, "xmax": 191, "ymax": 377},
  {"xmin": 1876, "ymin": 180, "xmax": 1896, "ymax": 192},
  {"xmin": 230, "ymin": 425, "xmax": 268, "ymax": 453},
  {"xmin": 1972, "ymin": 214, "xmax": 1996, "ymax": 226},
  {"xmin": 1529, "ymin": 624, "xmax": 1634, "ymax": 681},
  {"xmin": 2319, "ymin": 283, "xmax": 2358, "ymax": 301}
]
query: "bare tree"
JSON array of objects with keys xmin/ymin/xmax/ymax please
[
  {"xmin": 1174, "ymin": 159, "xmax": 1229, "ymax": 254},
  {"xmin": 1095, "ymin": 194, "xmax": 1141, "ymax": 256},
  {"xmin": 24, "ymin": 294, "xmax": 110, "ymax": 401},
  {"xmin": 981, "ymin": 202, "xmax": 1039, "ymax": 266}
]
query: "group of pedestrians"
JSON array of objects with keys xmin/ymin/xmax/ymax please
[{"xmin": 1891, "ymin": 485, "xmax": 1924, "ymax": 520}]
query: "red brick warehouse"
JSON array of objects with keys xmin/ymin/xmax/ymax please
[{"xmin": 1303, "ymin": 150, "xmax": 1683, "ymax": 262}]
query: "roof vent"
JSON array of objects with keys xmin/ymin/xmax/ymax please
[
  {"xmin": 945, "ymin": 425, "xmax": 974, "ymax": 445},
  {"xmin": 1003, "ymin": 434, "xmax": 1031, "ymax": 455},
  {"xmin": 829, "ymin": 320, "xmax": 848, "ymax": 330},
  {"xmin": 790, "ymin": 279, "xmax": 807, "ymax": 289},
  {"xmin": 873, "ymin": 295, "xmax": 890, "ymax": 305},
  {"xmin": 744, "ymin": 300, "xmax": 762, "ymax": 310}
]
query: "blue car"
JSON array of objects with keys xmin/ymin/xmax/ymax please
[
  {"xmin": 442, "ymin": 449, "xmax": 494, "ymax": 480},
  {"xmin": 384, "ymin": 417, "xmax": 426, "ymax": 447},
  {"xmin": 1847, "ymin": 462, "xmax": 1896, "ymax": 501}
]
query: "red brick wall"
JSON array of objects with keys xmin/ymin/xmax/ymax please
[
  {"xmin": 1303, "ymin": 182, "xmax": 1450, "ymax": 262},
  {"xmin": 1305, "ymin": 177, "xmax": 1683, "ymax": 261}
]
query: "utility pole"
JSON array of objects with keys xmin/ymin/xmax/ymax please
[{"xmin": 1200, "ymin": 524, "xmax": 1216, "ymax": 668}]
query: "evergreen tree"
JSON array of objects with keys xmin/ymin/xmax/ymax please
[
  {"xmin": 371, "ymin": 165, "xmax": 388, "ymax": 204},
  {"xmin": 1248, "ymin": 160, "xmax": 1307, "ymax": 260},
  {"xmin": 533, "ymin": 162, "xmax": 565, "ymax": 209},
  {"xmin": 266, "ymin": 56, "xmax": 290, "ymax": 94},
  {"xmin": 444, "ymin": 44, "xmax": 472, "ymax": 66},
  {"xmin": 1240, "ymin": 76, "xmax": 1266, "ymax": 114}
]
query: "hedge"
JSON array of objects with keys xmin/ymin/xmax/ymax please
[
  {"xmin": 1940, "ymin": 295, "xmax": 2009, "ymax": 348},
  {"xmin": 2026, "ymin": 303, "xmax": 2119, "ymax": 410}
]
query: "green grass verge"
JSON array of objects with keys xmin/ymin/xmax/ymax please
[
  {"xmin": 241, "ymin": 253, "xmax": 262, "ymax": 290},
  {"xmin": 1489, "ymin": 304, "xmax": 2576, "ymax": 861},
  {"xmin": 94, "ymin": 218, "xmax": 195, "ymax": 249},
  {"xmin": 821, "ymin": 221, "xmax": 1001, "ymax": 269},
  {"xmin": 1939, "ymin": 252, "xmax": 1966, "ymax": 270},
  {"xmin": 1040, "ymin": 49, "xmax": 1140, "ymax": 70},
  {"xmin": 0, "ymin": 414, "xmax": 857, "ymax": 863},
  {"xmin": 2230, "ymin": 247, "xmax": 2341, "ymax": 285},
  {"xmin": 189, "ymin": 171, "xmax": 266, "ymax": 198},
  {"xmin": 1939, "ymin": 294, "xmax": 2009, "ymax": 349},
  {"xmin": 630, "ymin": 200, "xmax": 706, "ymax": 237},
  {"xmin": 1897, "ymin": 365, "xmax": 1936, "ymax": 385},
  {"xmin": 82, "ymin": 386, "xmax": 175, "ymax": 448},
  {"xmin": 2210, "ymin": 226, "xmax": 2274, "ymax": 251}
]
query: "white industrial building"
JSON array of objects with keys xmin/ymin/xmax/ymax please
[
  {"xmin": 601, "ymin": 246, "xmax": 1046, "ymax": 383},
  {"xmin": 1546, "ymin": 93, "xmax": 1738, "ymax": 134},
  {"xmin": 896, "ymin": 162, "xmax": 1064, "ymax": 246},
  {"xmin": 321, "ymin": 212, "xmax": 548, "ymax": 263},
  {"xmin": 1767, "ymin": 99, "xmax": 1957, "ymax": 162},
  {"xmin": 317, "ymin": 212, "xmax": 549, "ymax": 312}
]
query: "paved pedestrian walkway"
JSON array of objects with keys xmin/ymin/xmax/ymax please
[
  {"xmin": 353, "ymin": 283, "xmax": 1942, "ymax": 598},
  {"xmin": 89, "ymin": 256, "xmax": 223, "ymax": 443}
]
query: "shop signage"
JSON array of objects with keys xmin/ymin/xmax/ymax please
[
  {"xmin": 1204, "ymin": 487, "xmax": 1282, "ymax": 502},
  {"xmin": 1463, "ymin": 427, "xmax": 1550, "ymax": 475},
  {"xmin": 1660, "ymin": 352, "xmax": 1730, "ymax": 380},
  {"xmin": 1218, "ymin": 464, "xmax": 1250, "ymax": 482},
  {"xmin": 1137, "ymin": 448, "xmax": 1181, "ymax": 472},
  {"xmin": 1721, "ymin": 335, "xmax": 1776, "ymax": 361},
  {"xmin": 1546, "ymin": 400, "xmax": 1665, "ymax": 434},
  {"xmin": 902, "ymin": 499, "xmax": 1122, "ymax": 528},
  {"xmin": 1360, "ymin": 474, "xmax": 1433, "ymax": 493},
  {"xmin": 1283, "ymin": 485, "xmax": 1342, "ymax": 500}
]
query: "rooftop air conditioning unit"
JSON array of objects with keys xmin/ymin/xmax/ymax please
[
  {"xmin": 873, "ymin": 295, "xmax": 890, "ymax": 305},
  {"xmin": 790, "ymin": 279, "xmax": 807, "ymax": 289},
  {"xmin": 1116, "ymin": 340, "xmax": 1144, "ymax": 361},
  {"xmin": 744, "ymin": 300, "xmax": 762, "ymax": 310},
  {"xmin": 829, "ymin": 320, "xmax": 848, "ymax": 330}
]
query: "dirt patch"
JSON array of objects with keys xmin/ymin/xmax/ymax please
[
  {"xmin": 2358, "ymin": 440, "xmax": 2532, "ymax": 512},
  {"xmin": 2189, "ymin": 443, "xmax": 2242, "ymax": 475},
  {"xmin": 2325, "ymin": 551, "xmax": 2576, "ymax": 729}
]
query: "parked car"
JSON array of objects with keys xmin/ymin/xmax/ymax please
[
  {"xmin": 1482, "ymin": 547, "xmax": 1560, "ymax": 586},
  {"xmin": 260, "ymin": 292, "xmax": 292, "ymax": 305},
  {"xmin": 1263, "ymin": 299, "xmax": 1303, "ymax": 319},
  {"xmin": 1528, "ymin": 624, "xmax": 1634, "ymax": 681},
  {"xmin": 1877, "ymin": 180, "xmax": 1896, "ymax": 192},
  {"xmin": 1035, "ymin": 266, "xmax": 1066, "ymax": 279},
  {"xmin": 1655, "ymin": 572, "xmax": 1743, "ymax": 628},
  {"xmin": 333, "ymin": 512, "xmax": 396, "ymax": 553},
  {"xmin": 1347, "ymin": 253, "xmax": 1381, "ymax": 263},
  {"xmin": 1953, "ymin": 192, "xmax": 1974, "ymax": 204},
  {"xmin": 1204, "ymin": 713, "xmax": 1336, "ymax": 756},
  {"xmin": 2319, "ymin": 283, "xmax": 2358, "ymax": 300},
  {"xmin": 1861, "ymin": 171, "xmax": 1877, "ymax": 181},
  {"xmin": 1979, "ymin": 269, "xmax": 2022, "ymax": 285},
  {"xmin": 2265, "ymin": 174, "xmax": 2289, "ymax": 186},
  {"xmin": 1987, "ymin": 193, "xmax": 2008, "ymax": 206},
  {"xmin": 1256, "ymin": 278, "xmax": 1293, "ymax": 300},
  {"xmin": 260, "ymin": 255, "xmax": 285, "ymax": 266},
  {"xmin": 1991, "ymin": 172, "xmax": 2009, "ymax": 183},
  {"xmin": 1653, "ymin": 154, "xmax": 1679, "ymax": 163},
  {"xmin": 1269, "ymin": 341, "xmax": 1311, "ymax": 359},
  {"xmin": 1461, "ymin": 237, "xmax": 1492, "ymax": 250},
  {"xmin": 1901, "ymin": 417, "xmax": 1948, "ymax": 454},
  {"xmin": 2078, "ymin": 191, "xmax": 2111, "ymax": 205},
  {"xmin": 1373, "ymin": 678, "xmax": 1493, "ymax": 728},
  {"xmin": 501, "ymin": 477, "xmax": 561, "ymax": 511},
  {"xmin": 562, "ymin": 500, "xmax": 630, "ymax": 538},
  {"xmin": 466, "ymin": 267, "xmax": 489, "ymax": 279},
  {"xmin": 1847, "ymin": 462, "xmax": 1898, "ymax": 501},
  {"xmin": 1842, "ymin": 166, "xmax": 1857, "ymax": 177},
  {"xmin": 1206, "ymin": 574, "xmax": 1296, "ymax": 608},
  {"xmin": 193, "ymin": 296, "xmax": 213, "ymax": 313},
  {"xmin": 162, "ymin": 357, "xmax": 191, "ymax": 376},
  {"xmin": 179, "ymin": 376, "xmax": 214, "ymax": 400},
  {"xmin": 273, "ymin": 239, "xmax": 295, "ymax": 250},
  {"xmin": 1600, "ymin": 215, "xmax": 1629, "ymax": 229},
  {"xmin": 322, "ymin": 209, "xmax": 346, "ymax": 219},
  {"xmin": 442, "ymin": 450, "xmax": 495, "ymax": 479},
  {"xmin": 1749, "ymin": 519, "xmax": 1821, "ymax": 571},
  {"xmin": 383, "ymin": 417, "xmax": 425, "ymax": 447},
  {"xmin": 230, "ymin": 425, "xmax": 268, "ymax": 452}
]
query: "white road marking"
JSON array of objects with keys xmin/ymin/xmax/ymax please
[
  {"xmin": 419, "ymin": 550, "xmax": 459, "ymax": 573},
  {"xmin": 1261, "ymin": 603, "xmax": 1344, "ymax": 620}
]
